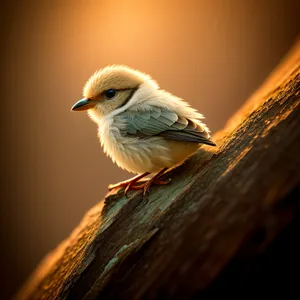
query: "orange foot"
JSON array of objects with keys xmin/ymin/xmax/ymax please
[{"xmin": 108, "ymin": 168, "xmax": 170, "ymax": 197}]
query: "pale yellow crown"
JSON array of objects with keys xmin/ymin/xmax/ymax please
[{"xmin": 83, "ymin": 65, "xmax": 159, "ymax": 100}]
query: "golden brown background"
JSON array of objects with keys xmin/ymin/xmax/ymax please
[{"xmin": 1, "ymin": 0, "xmax": 299, "ymax": 298}]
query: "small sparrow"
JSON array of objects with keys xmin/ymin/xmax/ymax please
[{"xmin": 71, "ymin": 65, "xmax": 216, "ymax": 197}]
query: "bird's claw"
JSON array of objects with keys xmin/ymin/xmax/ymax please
[
  {"xmin": 108, "ymin": 168, "xmax": 171, "ymax": 199},
  {"xmin": 130, "ymin": 177, "xmax": 171, "ymax": 197}
]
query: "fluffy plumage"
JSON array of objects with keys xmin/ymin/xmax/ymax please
[{"xmin": 72, "ymin": 65, "xmax": 216, "ymax": 194}]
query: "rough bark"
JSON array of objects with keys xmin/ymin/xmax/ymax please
[{"xmin": 16, "ymin": 41, "xmax": 300, "ymax": 300}]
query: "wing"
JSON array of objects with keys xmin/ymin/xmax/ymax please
[{"xmin": 118, "ymin": 106, "xmax": 216, "ymax": 146}]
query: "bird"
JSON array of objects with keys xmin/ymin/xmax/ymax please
[{"xmin": 71, "ymin": 65, "xmax": 216, "ymax": 197}]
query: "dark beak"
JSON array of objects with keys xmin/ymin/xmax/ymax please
[{"xmin": 71, "ymin": 98, "xmax": 96, "ymax": 111}]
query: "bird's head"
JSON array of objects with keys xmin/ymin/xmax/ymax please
[{"xmin": 71, "ymin": 65, "xmax": 159, "ymax": 122}]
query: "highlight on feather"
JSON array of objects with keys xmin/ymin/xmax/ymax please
[{"xmin": 71, "ymin": 65, "xmax": 216, "ymax": 196}]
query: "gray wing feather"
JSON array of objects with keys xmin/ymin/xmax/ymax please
[
  {"xmin": 119, "ymin": 106, "xmax": 216, "ymax": 146},
  {"xmin": 139, "ymin": 110, "xmax": 151, "ymax": 121}
]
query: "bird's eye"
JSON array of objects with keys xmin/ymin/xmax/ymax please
[{"xmin": 104, "ymin": 89, "xmax": 117, "ymax": 99}]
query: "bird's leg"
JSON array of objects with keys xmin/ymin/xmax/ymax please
[
  {"xmin": 131, "ymin": 167, "xmax": 170, "ymax": 196},
  {"xmin": 108, "ymin": 168, "xmax": 170, "ymax": 198},
  {"xmin": 152, "ymin": 178, "xmax": 171, "ymax": 185},
  {"xmin": 142, "ymin": 167, "xmax": 169, "ymax": 196},
  {"xmin": 123, "ymin": 169, "xmax": 170, "ymax": 197},
  {"xmin": 108, "ymin": 172, "xmax": 150, "ymax": 195}
]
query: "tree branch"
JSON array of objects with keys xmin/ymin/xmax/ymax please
[{"xmin": 16, "ymin": 41, "xmax": 300, "ymax": 300}]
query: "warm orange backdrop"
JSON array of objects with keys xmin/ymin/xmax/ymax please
[{"xmin": 1, "ymin": 0, "xmax": 299, "ymax": 298}]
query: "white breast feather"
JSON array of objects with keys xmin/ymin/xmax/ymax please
[{"xmin": 90, "ymin": 81, "xmax": 209, "ymax": 174}]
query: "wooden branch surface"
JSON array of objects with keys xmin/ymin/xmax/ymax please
[{"xmin": 16, "ymin": 41, "xmax": 300, "ymax": 300}]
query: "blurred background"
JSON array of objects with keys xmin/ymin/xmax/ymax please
[{"xmin": 0, "ymin": 0, "xmax": 299, "ymax": 298}]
